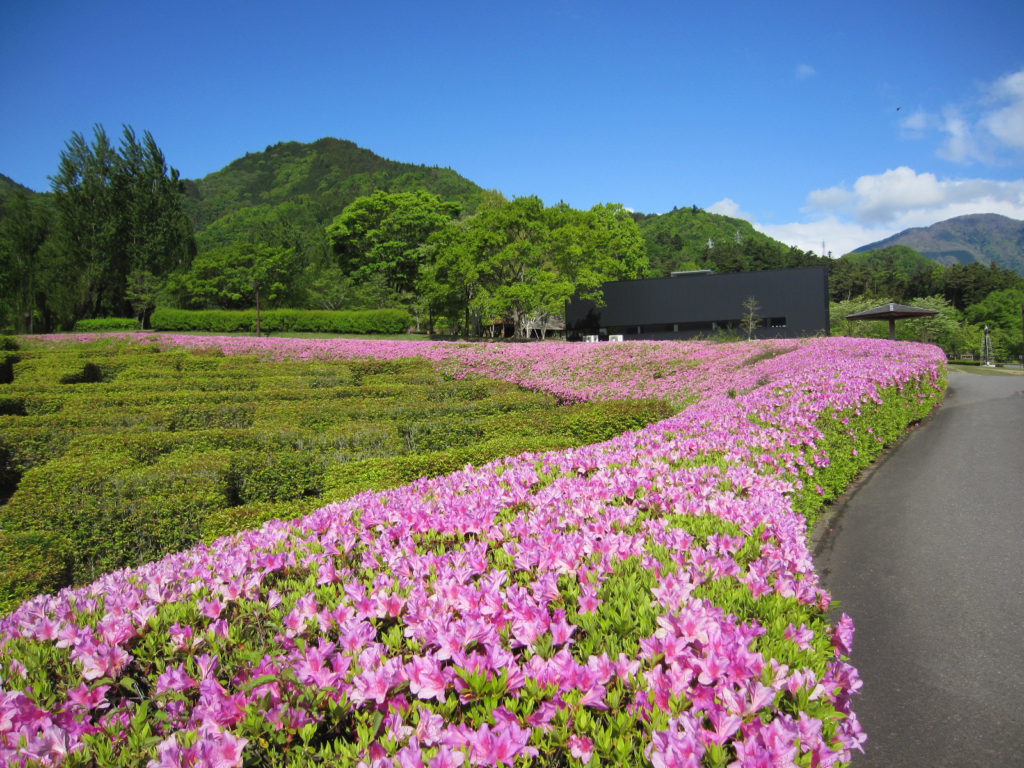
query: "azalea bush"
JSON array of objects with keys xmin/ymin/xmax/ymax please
[
  {"xmin": 0, "ymin": 335, "xmax": 946, "ymax": 767},
  {"xmin": 0, "ymin": 344, "xmax": 673, "ymax": 608}
]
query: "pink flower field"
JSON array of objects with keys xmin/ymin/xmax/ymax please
[{"xmin": 0, "ymin": 335, "xmax": 946, "ymax": 767}]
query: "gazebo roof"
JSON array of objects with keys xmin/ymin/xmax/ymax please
[{"xmin": 845, "ymin": 302, "xmax": 939, "ymax": 321}]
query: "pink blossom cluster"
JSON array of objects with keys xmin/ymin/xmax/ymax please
[
  {"xmin": 1, "ymin": 336, "xmax": 946, "ymax": 766},
  {"xmin": 39, "ymin": 333, "xmax": 812, "ymax": 403}
]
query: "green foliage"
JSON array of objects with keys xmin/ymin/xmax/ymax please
[
  {"xmin": 186, "ymin": 137, "xmax": 484, "ymax": 231},
  {"xmin": 830, "ymin": 295, "xmax": 973, "ymax": 351},
  {"xmin": 830, "ymin": 247, "xmax": 1024, "ymax": 311},
  {"xmin": 568, "ymin": 555, "xmax": 659, "ymax": 659},
  {"xmin": 557, "ymin": 398, "xmax": 678, "ymax": 445},
  {"xmin": 422, "ymin": 194, "xmax": 649, "ymax": 337},
  {"xmin": 47, "ymin": 124, "xmax": 195, "ymax": 325},
  {"xmin": 149, "ymin": 307, "xmax": 412, "ymax": 334},
  {"xmin": 327, "ymin": 190, "xmax": 460, "ymax": 293},
  {"xmin": 634, "ymin": 206, "xmax": 822, "ymax": 276},
  {"xmin": 964, "ymin": 287, "xmax": 1024, "ymax": 357},
  {"xmin": 168, "ymin": 241, "xmax": 300, "ymax": 309},
  {"xmin": 0, "ymin": 189, "xmax": 53, "ymax": 332},
  {"xmin": 0, "ymin": 528, "xmax": 70, "ymax": 612},
  {"xmin": 0, "ymin": 341, "xmax": 674, "ymax": 604},
  {"xmin": 788, "ymin": 371, "xmax": 947, "ymax": 521},
  {"xmin": 73, "ymin": 317, "xmax": 140, "ymax": 331}
]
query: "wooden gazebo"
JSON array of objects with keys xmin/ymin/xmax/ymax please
[{"xmin": 845, "ymin": 302, "xmax": 938, "ymax": 340}]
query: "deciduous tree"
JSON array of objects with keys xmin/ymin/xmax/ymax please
[{"xmin": 326, "ymin": 190, "xmax": 460, "ymax": 294}]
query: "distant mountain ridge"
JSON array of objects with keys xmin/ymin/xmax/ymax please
[{"xmin": 853, "ymin": 213, "xmax": 1024, "ymax": 277}]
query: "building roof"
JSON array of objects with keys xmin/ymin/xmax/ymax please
[{"xmin": 845, "ymin": 302, "xmax": 939, "ymax": 321}]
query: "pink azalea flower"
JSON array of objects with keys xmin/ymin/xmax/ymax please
[
  {"xmin": 406, "ymin": 655, "xmax": 448, "ymax": 701},
  {"xmin": 568, "ymin": 734, "xmax": 594, "ymax": 764},
  {"xmin": 428, "ymin": 746, "xmax": 466, "ymax": 768}
]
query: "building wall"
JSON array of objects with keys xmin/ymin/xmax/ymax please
[{"xmin": 565, "ymin": 266, "xmax": 829, "ymax": 340}]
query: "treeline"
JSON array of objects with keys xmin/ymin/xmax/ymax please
[
  {"xmin": 649, "ymin": 235, "xmax": 1024, "ymax": 357},
  {"xmin": 1, "ymin": 126, "xmax": 1021, "ymax": 352},
  {"xmin": 0, "ymin": 127, "xmax": 646, "ymax": 338}
]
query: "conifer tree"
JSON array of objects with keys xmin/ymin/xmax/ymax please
[{"xmin": 50, "ymin": 125, "xmax": 194, "ymax": 322}]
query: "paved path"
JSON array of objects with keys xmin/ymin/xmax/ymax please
[{"xmin": 814, "ymin": 370, "xmax": 1024, "ymax": 767}]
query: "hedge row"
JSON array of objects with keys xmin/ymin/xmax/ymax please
[
  {"xmin": 72, "ymin": 317, "xmax": 140, "ymax": 331},
  {"xmin": 149, "ymin": 307, "xmax": 412, "ymax": 334},
  {"xmin": 0, "ymin": 341, "xmax": 679, "ymax": 610}
]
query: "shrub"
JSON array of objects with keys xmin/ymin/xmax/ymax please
[
  {"xmin": 322, "ymin": 434, "xmax": 568, "ymax": 501},
  {"xmin": 558, "ymin": 398, "xmax": 679, "ymax": 444},
  {"xmin": 200, "ymin": 499, "xmax": 315, "ymax": 542},
  {"xmin": 0, "ymin": 447, "xmax": 237, "ymax": 590},
  {"xmin": 230, "ymin": 450, "xmax": 327, "ymax": 504},
  {"xmin": 0, "ymin": 529, "xmax": 71, "ymax": 614},
  {"xmin": 149, "ymin": 307, "xmax": 412, "ymax": 334},
  {"xmin": 0, "ymin": 449, "xmax": 142, "ymax": 588},
  {"xmin": 0, "ymin": 352, "xmax": 17, "ymax": 383},
  {"xmin": 73, "ymin": 317, "xmax": 140, "ymax": 332}
]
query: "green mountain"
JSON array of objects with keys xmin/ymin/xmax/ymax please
[
  {"xmin": 185, "ymin": 134, "xmax": 487, "ymax": 249},
  {"xmin": 0, "ymin": 174, "xmax": 43, "ymax": 218},
  {"xmin": 853, "ymin": 213, "xmax": 1024, "ymax": 277},
  {"xmin": 632, "ymin": 206, "xmax": 821, "ymax": 276}
]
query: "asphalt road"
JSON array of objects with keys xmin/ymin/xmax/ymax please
[{"xmin": 814, "ymin": 370, "xmax": 1024, "ymax": 767}]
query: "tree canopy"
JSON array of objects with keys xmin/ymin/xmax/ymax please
[
  {"xmin": 48, "ymin": 125, "xmax": 195, "ymax": 321},
  {"xmin": 421, "ymin": 195, "xmax": 648, "ymax": 337},
  {"xmin": 327, "ymin": 191, "xmax": 460, "ymax": 294}
]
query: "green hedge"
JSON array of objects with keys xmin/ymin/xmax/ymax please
[
  {"xmin": 0, "ymin": 341, "xmax": 685, "ymax": 610},
  {"xmin": 73, "ymin": 317, "xmax": 140, "ymax": 332},
  {"xmin": 150, "ymin": 307, "xmax": 412, "ymax": 334},
  {"xmin": 322, "ymin": 434, "xmax": 570, "ymax": 501}
]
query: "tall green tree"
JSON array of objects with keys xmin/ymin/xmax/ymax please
[
  {"xmin": 831, "ymin": 295, "xmax": 972, "ymax": 351},
  {"xmin": 169, "ymin": 242, "xmax": 299, "ymax": 310},
  {"xmin": 422, "ymin": 195, "xmax": 649, "ymax": 338},
  {"xmin": 0, "ymin": 192, "xmax": 52, "ymax": 332},
  {"xmin": 326, "ymin": 190, "xmax": 460, "ymax": 294},
  {"xmin": 49, "ymin": 125, "xmax": 194, "ymax": 323}
]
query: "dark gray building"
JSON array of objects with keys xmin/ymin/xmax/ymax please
[{"xmin": 565, "ymin": 266, "xmax": 829, "ymax": 340}]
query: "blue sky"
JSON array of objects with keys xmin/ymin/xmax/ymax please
[{"xmin": 3, "ymin": 0, "xmax": 1023, "ymax": 255}]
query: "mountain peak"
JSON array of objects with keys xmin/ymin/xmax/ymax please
[{"xmin": 853, "ymin": 213, "xmax": 1024, "ymax": 276}]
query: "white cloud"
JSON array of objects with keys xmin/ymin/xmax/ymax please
[
  {"xmin": 757, "ymin": 217, "xmax": 892, "ymax": 258},
  {"xmin": 736, "ymin": 166, "xmax": 1024, "ymax": 256},
  {"xmin": 907, "ymin": 67, "xmax": 1024, "ymax": 164},
  {"xmin": 937, "ymin": 107, "xmax": 988, "ymax": 164},
  {"xmin": 795, "ymin": 64, "xmax": 816, "ymax": 80},
  {"xmin": 983, "ymin": 70, "xmax": 1024, "ymax": 150},
  {"xmin": 804, "ymin": 166, "xmax": 1024, "ymax": 226},
  {"xmin": 899, "ymin": 109, "xmax": 935, "ymax": 134},
  {"xmin": 708, "ymin": 197, "xmax": 753, "ymax": 220},
  {"xmin": 806, "ymin": 185, "xmax": 855, "ymax": 210}
]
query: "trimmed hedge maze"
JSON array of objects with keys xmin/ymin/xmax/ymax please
[{"xmin": 0, "ymin": 339, "xmax": 675, "ymax": 612}]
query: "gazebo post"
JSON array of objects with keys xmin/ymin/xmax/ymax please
[{"xmin": 888, "ymin": 318, "xmax": 896, "ymax": 340}]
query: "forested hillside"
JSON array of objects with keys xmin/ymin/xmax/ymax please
[
  {"xmin": 634, "ymin": 205, "xmax": 826, "ymax": 276},
  {"xmin": 0, "ymin": 175, "xmax": 42, "ymax": 218},
  {"xmin": 854, "ymin": 213, "xmax": 1024, "ymax": 277}
]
